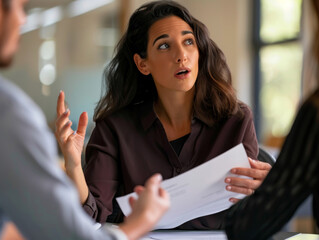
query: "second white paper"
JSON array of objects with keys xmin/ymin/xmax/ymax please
[{"xmin": 116, "ymin": 143, "xmax": 250, "ymax": 229}]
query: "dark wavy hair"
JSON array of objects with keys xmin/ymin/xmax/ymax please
[{"xmin": 94, "ymin": 0, "xmax": 240, "ymax": 126}]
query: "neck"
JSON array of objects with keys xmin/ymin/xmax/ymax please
[{"xmin": 154, "ymin": 90, "xmax": 194, "ymax": 140}]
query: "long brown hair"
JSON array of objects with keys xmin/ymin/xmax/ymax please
[{"xmin": 94, "ymin": 0, "xmax": 239, "ymax": 126}]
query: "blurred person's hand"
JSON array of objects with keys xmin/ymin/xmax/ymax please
[
  {"xmin": 119, "ymin": 174, "xmax": 170, "ymax": 240},
  {"xmin": 1, "ymin": 222, "xmax": 25, "ymax": 240}
]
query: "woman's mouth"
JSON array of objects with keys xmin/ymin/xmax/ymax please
[{"xmin": 175, "ymin": 68, "xmax": 191, "ymax": 79}]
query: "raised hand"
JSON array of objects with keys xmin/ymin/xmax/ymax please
[
  {"xmin": 225, "ymin": 158, "xmax": 272, "ymax": 203},
  {"xmin": 55, "ymin": 90, "xmax": 89, "ymax": 203},
  {"xmin": 55, "ymin": 91, "xmax": 88, "ymax": 171}
]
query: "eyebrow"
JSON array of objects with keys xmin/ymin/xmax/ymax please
[{"xmin": 152, "ymin": 30, "xmax": 194, "ymax": 46}]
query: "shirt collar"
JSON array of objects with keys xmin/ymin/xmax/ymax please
[{"xmin": 139, "ymin": 100, "xmax": 207, "ymax": 131}]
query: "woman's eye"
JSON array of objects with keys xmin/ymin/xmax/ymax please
[
  {"xmin": 185, "ymin": 39, "xmax": 194, "ymax": 45},
  {"xmin": 158, "ymin": 43, "xmax": 169, "ymax": 50}
]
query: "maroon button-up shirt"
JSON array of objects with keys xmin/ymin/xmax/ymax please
[{"xmin": 83, "ymin": 100, "xmax": 258, "ymax": 230}]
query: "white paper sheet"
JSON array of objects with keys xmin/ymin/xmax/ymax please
[
  {"xmin": 286, "ymin": 234, "xmax": 319, "ymax": 240},
  {"xmin": 141, "ymin": 230, "xmax": 227, "ymax": 240},
  {"xmin": 116, "ymin": 144, "xmax": 250, "ymax": 229}
]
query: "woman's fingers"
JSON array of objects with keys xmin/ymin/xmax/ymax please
[
  {"xmin": 55, "ymin": 109, "xmax": 71, "ymax": 136},
  {"xmin": 57, "ymin": 120, "xmax": 73, "ymax": 143},
  {"xmin": 230, "ymin": 167, "xmax": 269, "ymax": 179},
  {"xmin": 230, "ymin": 159, "xmax": 271, "ymax": 180},
  {"xmin": 225, "ymin": 177, "xmax": 260, "ymax": 190},
  {"xmin": 57, "ymin": 90, "xmax": 66, "ymax": 117},
  {"xmin": 56, "ymin": 91, "xmax": 88, "ymax": 141},
  {"xmin": 228, "ymin": 198, "xmax": 241, "ymax": 204},
  {"xmin": 225, "ymin": 177, "xmax": 257, "ymax": 202},
  {"xmin": 249, "ymin": 158, "xmax": 272, "ymax": 170},
  {"xmin": 77, "ymin": 112, "xmax": 88, "ymax": 137},
  {"xmin": 226, "ymin": 181, "xmax": 256, "ymax": 195},
  {"xmin": 224, "ymin": 158, "xmax": 272, "ymax": 202}
]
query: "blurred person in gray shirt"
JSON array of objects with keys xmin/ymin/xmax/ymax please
[{"xmin": 0, "ymin": 0, "xmax": 170, "ymax": 239}]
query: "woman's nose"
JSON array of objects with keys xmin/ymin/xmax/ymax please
[{"xmin": 175, "ymin": 46, "xmax": 187, "ymax": 63}]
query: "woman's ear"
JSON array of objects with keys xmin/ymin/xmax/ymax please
[{"xmin": 133, "ymin": 53, "xmax": 150, "ymax": 75}]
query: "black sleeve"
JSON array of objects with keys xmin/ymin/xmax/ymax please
[{"xmin": 225, "ymin": 90, "xmax": 319, "ymax": 240}]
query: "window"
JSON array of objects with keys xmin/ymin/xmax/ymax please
[{"xmin": 253, "ymin": 0, "xmax": 303, "ymax": 147}]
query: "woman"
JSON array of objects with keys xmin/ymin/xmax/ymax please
[
  {"xmin": 225, "ymin": 0, "xmax": 319, "ymax": 238},
  {"xmin": 55, "ymin": 0, "xmax": 271, "ymax": 230}
]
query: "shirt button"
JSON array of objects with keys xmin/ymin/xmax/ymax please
[{"xmin": 176, "ymin": 168, "xmax": 182, "ymax": 174}]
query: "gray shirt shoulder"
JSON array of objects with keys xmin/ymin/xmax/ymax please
[{"xmin": 0, "ymin": 76, "xmax": 121, "ymax": 240}]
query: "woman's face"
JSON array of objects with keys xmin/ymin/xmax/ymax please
[{"xmin": 135, "ymin": 16, "xmax": 199, "ymax": 96}]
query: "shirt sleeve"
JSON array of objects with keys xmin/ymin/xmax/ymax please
[
  {"xmin": 0, "ymin": 85, "xmax": 118, "ymax": 240},
  {"xmin": 225, "ymin": 92, "xmax": 319, "ymax": 240},
  {"xmin": 84, "ymin": 120, "xmax": 121, "ymax": 223}
]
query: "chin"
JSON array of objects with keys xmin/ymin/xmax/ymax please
[{"xmin": 180, "ymin": 82, "xmax": 196, "ymax": 92}]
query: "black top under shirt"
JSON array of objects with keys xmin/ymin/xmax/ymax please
[{"xmin": 169, "ymin": 133, "xmax": 190, "ymax": 156}]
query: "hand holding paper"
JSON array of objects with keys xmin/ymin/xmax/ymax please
[
  {"xmin": 117, "ymin": 144, "xmax": 251, "ymax": 229},
  {"xmin": 225, "ymin": 157, "xmax": 272, "ymax": 203}
]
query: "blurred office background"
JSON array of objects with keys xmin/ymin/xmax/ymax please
[{"xmin": 1, "ymin": 0, "xmax": 317, "ymax": 234}]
